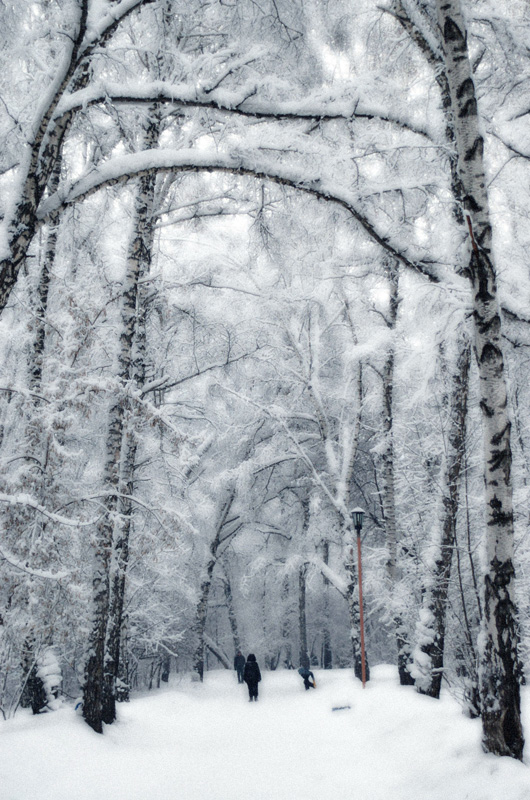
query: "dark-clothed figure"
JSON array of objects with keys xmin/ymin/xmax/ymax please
[
  {"xmin": 298, "ymin": 666, "xmax": 316, "ymax": 690},
  {"xmin": 234, "ymin": 650, "xmax": 245, "ymax": 684},
  {"xmin": 243, "ymin": 653, "xmax": 261, "ymax": 701}
]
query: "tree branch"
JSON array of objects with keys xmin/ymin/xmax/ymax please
[{"xmin": 39, "ymin": 149, "xmax": 442, "ymax": 283}]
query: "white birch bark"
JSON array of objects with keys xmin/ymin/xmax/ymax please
[
  {"xmin": 83, "ymin": 109, "xmax": 161, "ymax": 732},
  {"xmin": 434, "ymin": 0, "xmax": 524, "ymax": 760}
]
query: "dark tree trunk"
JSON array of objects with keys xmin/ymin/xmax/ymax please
[
  {"xmin": 298, "ymin": 563, "xmax": 309, "ymax": 670},
  {"xmin": 281, "ymin": 575, "xmax": 293, "ymax": 668},
  {"xmin": 192, "ymin": 490, "xmax": 236, "ymax": 681},
  {"xmin": 161, "ymin": 654, "xmax": 171, "ymax": 684},
  {"xmin": 0, "ymin": 4, "xmax": 147, "ymax": 313},
  {"xmin": 19, "ymin": 637, "xmax": 46, "ymax": 715},
  {"xmin": 222, "ymin": 571, "xmax": 241, "ymax": 654},
  {"xmin": 298, "ymin": 497, "xmax": 310, "ymax": 670},
  {"xmin": 321, "ymin": 541, "xmax": 332, "ymax": 669},
  {"xmin": 193, "ymin": 563, "xmax": 217, "ymax": 683}
]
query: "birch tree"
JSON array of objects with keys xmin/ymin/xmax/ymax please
[
  {"xmin": 412, "ymin": 329, "xmax": 471, "ymax": 698},
  {"xmin": 432, "ymin": 0, "xmax": 524, "ymax": 761},
  {"xmin": 0, "ymin": 0, "xmax": 153, "ymax": 314}
]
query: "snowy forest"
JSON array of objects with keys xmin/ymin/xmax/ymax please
[{"xmin": 1, "ymin": 0, "xmax": 530, "ymax": 767}]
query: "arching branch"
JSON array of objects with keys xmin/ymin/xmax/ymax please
[
  {"xmin": 56, "ymin": 80, "xmax": 433, "ymax": 139},
  {"xmin": 39, "ymin": 149, "xmax": 443, "ymax": 283}
]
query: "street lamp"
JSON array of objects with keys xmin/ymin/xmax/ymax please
[{"xmin": 351, "ymin": 507, "xmax": 367, "ymax": 688}]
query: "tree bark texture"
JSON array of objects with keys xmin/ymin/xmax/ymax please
[
  {"xmin": 414, "ymin": 332, "xmax": 471, "ymax": 698},
  {"xmin": 222, "ymin": 571, "xmax": 241, "ymax": 655},
  {"xmin": 298, "ymin": 497, "xmax": 311, "ymax": 670},
  {"xmin": 321, "ymin": 541, "xmax": 332, "ymax": 669},
  {"xmin": 102, "ymin": 112, "xmax": 160, "ymax": 723},
  {"xmin": 83, "ymin": 110, "xmax": 160, "ymax": 732},
  {"xmin": 192, "ymin": 490, "xmax": 236, "ymax": 681},
  {"xmin": 381, "ymin": 261, "xmax": 414, "ymax": 686},
  {"xmin": 391, "ymin": 0, "xmax": 464, "ymax": 225},
  {"xmin": 435, "ymin": 0, "xmax": 524, "ymax": 759},
  {"xmin": 298, "ymin": 563, "xmax": 309, "ymax": 670},
  {"xmin": 345, "ymin": 535, "xmax": 369, "ymax": 682},
  {"xmin": 281, "ymin": 575, "xmax": 293, "ymax": 669}
]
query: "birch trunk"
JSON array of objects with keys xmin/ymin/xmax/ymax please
[
  {"xmin": 413, "ymin": 332, "xmax": 471, "ymax": 698},
  {"xmin": 298, "ymin": 498, "xmax": 310, "ymax": 670},
  {"xmin": 18, "ymin": 162, "xmax": 64, "ymax": 713},
  {"xmin": 0, "ymin": 9, "xmax": 88, "ymax": 314},
  {"xmin": 298, "ymin": 563, "xmax": 309, "ymax": 670},
  {"xmin": 0, "ymin": 2, "xmax": 149, "ymax": 313},
  {"xmin": 102, "ymin": 112, "xmax": 160, "ymax": 723},
  {"xmin": 344, "ymin": 529, "xmax": 369, "ymax": 682},
  {"xmin": 321, "ymin": 541, "xmax": 332, "ymax": 669},
  {"xmin": 381, "ymin": 261, "xmax": 414, "ymax": 686},
  {"xmin": 192, "ymin": 490, "xmax": 236, "ymax": 681},
  {"xmin": 435, "ymin": 0, "xmax": 524, "ymax": 759},
  {"xmin": 281, "ymin": 575, "xmax": 293, "ymax": 669},
  {"xmin": 222, "ymin": 571, "xmax": 241, "ymax": 655},
  {"xmin": 83, "ymin": 110, "xmax": 160, "ymax": 732}
]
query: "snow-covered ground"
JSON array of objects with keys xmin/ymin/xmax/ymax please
[{"xmin": 2, "ymin": 665, "xmax": 530, "ymax": 800}]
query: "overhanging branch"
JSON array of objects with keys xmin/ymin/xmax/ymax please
[
  {"xmin": 56, "ymin": 81, "xmax": 432, "ymax": 140},
  {"xmin": 39, "ymin": 150, "xmax": 442, "ymax": 283}
]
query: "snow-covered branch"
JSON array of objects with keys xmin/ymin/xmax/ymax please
[
  {"xmin": 56, "ymin": 80, "xmax": 433, "ymax": 139},
  {"xmin": 38, "ymin": 149, "xmax": 443, "ymax": 283},
  {"xmin": 204, "ymin": 635, "xmax": 231, "ymax": 669},
  {"xmin": 0, "ymin": 493, "xmax": 95, "ymax": 527},
  {"xmin": 0, "ymin": 546, "xmax": 69, "ymax": 580},
  {"xmin": 308, "ymin": 555, "xmax": 348, "ymax": 598},
  {"xmin": 149, "ymin": 344, "xmax": 267, "ymax": 394}
]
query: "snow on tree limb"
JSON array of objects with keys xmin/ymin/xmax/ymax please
[
  {"xmin": 203, "ymin": 635, "xmax": 231, "ymax": 669},
  {"xmin": 308, "ymin": 556, "xmax": 348, "ymax": 598},
  {"xmin": 0, "ymin": 493, "xmax": 95, "ymax": 527},
  {"xmin": 38, "ymin": 149, "xmax": 444, "ymax": 284},
  {"xmin": 55, "ymin": 80, "xmax": 433, "ymax": 139},
  {"xmin": 0, "ymin": 546, "xmax": 69, "ymax": 580},
  {"xmin": 82, "ymin": 0, "xmax": 154, "ymax": 56}
]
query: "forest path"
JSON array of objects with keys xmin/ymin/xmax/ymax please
[{"xmin": 1, "ymin": 665, "xmax": 530, "ymax": 800}]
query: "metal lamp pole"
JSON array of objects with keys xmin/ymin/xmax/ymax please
[{"xmin": 351, "ymin": 507, "xmax": 366, "ymax": 688}]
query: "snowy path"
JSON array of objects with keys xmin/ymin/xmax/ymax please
[{"xmin": 2, "ymin": 665, "xmax": 530, "ymax": 800}]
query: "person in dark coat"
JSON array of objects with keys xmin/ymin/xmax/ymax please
[
  {"xmin": 243, "ymin": 653, "xmax": 261, "ymax": 701},
  {"xmin": 234, "ymin": 650, "xmax": 245, "ymax": 684},
  {"xmin": 298, "ymin": 665, "xmax": 316, "ymax": 690}
]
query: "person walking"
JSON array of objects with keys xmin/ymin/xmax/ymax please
[
  {"xmin": 243, "ymin": 653, "xmax": 261, "ymax": 701},
  {"xmin": 234, "ymin": 650, "xmax": 245, "ymax": 684},
  {"xmin": 298, "ymin": 665, "xmax": 316, "ymax": 690}
]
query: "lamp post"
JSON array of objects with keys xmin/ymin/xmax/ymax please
[{"xmin": 351, "ymin": 507, "xmax": 367, "ymax": 688}]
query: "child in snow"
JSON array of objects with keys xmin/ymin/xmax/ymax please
[
  {"xmin": 298, "ymin": 666, "xmax": 316, "ymax": 690},
  {"xmin": 243, "ymin": 653, "xmax": 261, "ymax": 701}
]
